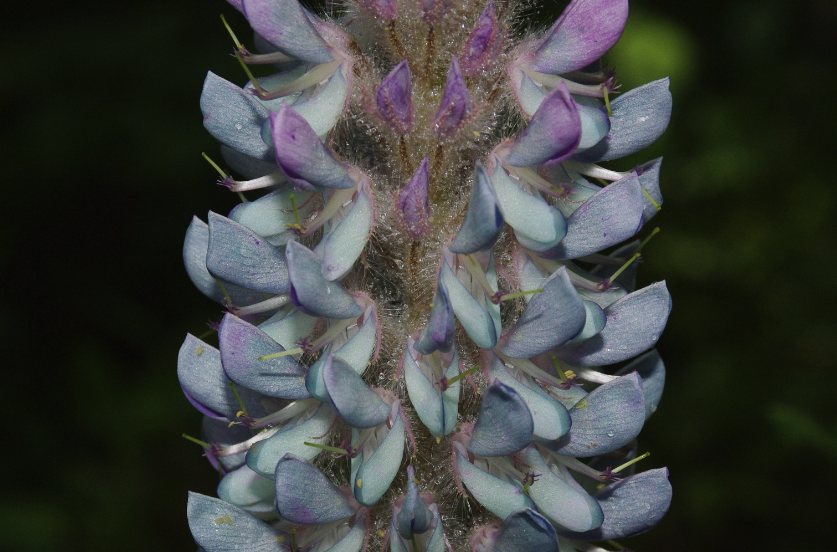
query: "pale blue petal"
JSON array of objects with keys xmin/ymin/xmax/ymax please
[
  {"xmin": 258, "ymin": 307, "xmax": 319, "ymax": 349},
  {"xmin": 543, "ymin": 165, "xmax": 600, "ymax": 218},
  {"xmin": 354, "ymin": 404, "xmax": 406, "ymax": 505},
  {"xmin": 220, "ymin": 145, "xmax": 280, "ymax": 179},
  {"xmin": 316, "ymin": 181, "xmax": 375, "ymax": 281},
  {"xmin": 413, "ymin": 276, "xmax": 455, "ymax": 355},
  {"xmin": 574, "ymin": 98, "xmax": 610, "ymax": 151},
  {"xmin": 187, "ymin": 492, "xmax": 287, "ymax": 552},
  {"xmin": 324, "ymin": 355, "xmax": 390, "ymax": 428},
  {"xmin": 454, "ymin": 443, "xmax": 535, "ymax": 519},
  {"xmin": 424, "ymin": 505, "xmax": 446, "ymax": 552},
  {"xmin": 274, "ymin": 454, "xmax": 355, "ymax": 524},
  {"xmin": 468, "ymin": 381, "xmax": 533, "ymax": 457},
  {"xmin": 439, "ymin": 259, "xmax": 497, "ymax": 348},
  {"xmin": 449, "ymin": 161, "xmax": 504, "ymax": 254},
  {"xmin": 564, "ymin": 300, "xmax": 606, "ymax": 345},
  {"xmin": 557, "ymin": 281, "xmax": 672, "ymax": 366},
  {"xmin": 291, "ymin": 67, "xmax": 349, "ymax": 136},
  {"xmin": 217, "ymin": 465, "xmax": 276, "ymax": 515},
  {"xmin": 492, "ymin": 508, "xmax": 558, "ymax": 552},
  {"xmin": 516, "ymin": 72, "xmax": 546, "ymax": 117},
  {"xmin": 229, "ymin": 189, "xmax": 316, "ymax": 247},
  {"xmin": 286, "ymin": 240, "xmax": 363, "ymax": 319},
  {"xmin": 322, "ymin": 515, "xmax": 367, "ymax": 552},
  {"xmin": 637, "ymin": 157, "xmax": 663, "ymax": 222},
  {"xmin": 515, "ymin": 255, "xmax": 546, "ymax": 303},
  {"xmin": 403, "ymin": 342, "xmax": 459, "ymax": 438},
  {"xmin": 249, "ymin": 65, "xmax": 307, "ymax": 112},
  {"xmin": 201, "ymin": 72, "xmax": 272, "ymax": 161},
  {"xmin": 485, "ymin": 254, "xmax": 503, "ymax": 338},
  {"xmin": 396, "ymin": 465, "xmax": 432, "ymax": 537},
  {"xmin": 617, "ymin": 349, "xmax": 665, "ymax": 419},
  {"xmin": 242, "ymin": 0, "xmax": 332, "ymax": 64}
]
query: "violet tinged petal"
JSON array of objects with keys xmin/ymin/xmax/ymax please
[
  {"xmin": 449, "ymin": 161, "xmax": 504, "ymax": 254},
  {"xmin": 485, "ymin": 355, "xmax": 570, "ymax": 442},
  {"xmin": 564, "ymin": 300, "xmax": 606, "ymax": 345},
  {"xmin": 249, "ymin": 65, "xmax": 308, "ymax": 113},
  {"xmin": 433, "ymin": 55, "xmax": 472, "ymax": 136},
  {"xmin": 242, "ymin": 0, "xmax": 332, "ymax": 64},
  {"xmin": 557, "ymin": 281, "xmax": 672, "ymax": 366},
  {"xmin": 321, "ymin": 514, "xmax": 367, "ymax": 552},
  {"xmin": 459, "ymin": 0, "xmax": 500, "ymax": 78},
  {"xmin": 217, "ymin": 464, "xmax": 277, "ymax": 516},
  {"xmin": 306, "ymin": 313, "xmax": 377, "ymax": 401},
  {"xmin": 258, "ymin": 307, "xmax": 319, "ymax": 350},
  {"xmin": 206, "ymin": 212, "xmax": 290, "ymax": 295},
  {"xmin": 468, "ymin": 381, "xmax": 534, "ymax": 457},
  {"xmin": 520, "ymin": 447, "xmax": 603, "ymax": 533},
  {"xmin": 323, "ymin": 355, "xmax": 390, "ymax": 428},
  {"xmin": 573, "ymin": 78, "xmax": 673, "ymax": 163},
  {"xmin": 404, "ymin": 341, "xmax": 460, "ymax": 439},
  {"xmin": 492, "ymin": 508, "xmax": 559, "ymax": 552},
  {"xmin": 187, "ymin": 492, "xmax": 287, "ymax": 552},
  {"xmin": 531, "ymin": 0, "xmax": 629, "ymax": 75},
  {"xmin": 490, "ymin": 159, "xmax": 566, "ymax": 252},
  {"xmin": 202, "ymin": 416, "xmax": 251, "ymax": 471},
  {"xmin": 541, "ymin": 174, "xmax": 644, "ymax": 260},
  {"xmin": 354, "ymin": 404, "xmax": 406, "ymax": 505},
  {"xmin": 544, "ymin": 164, "xmax": 601, "ymax": 218},
  {"xmin": 269, "ymin": 105, "xmax": 355, "ymax": 191},
  {"xmin": 376, "ymin": 59, "xmax": 413, "ymax": 134},
  {"xmin": 290, "ymin": 67, "xmax": 350, "ymax": 137},
  {"xmin": 285, "ymin": 240, "xmax": 363, "ymax": 319},
  {"xmin": 396, "ymin": 466, "xmax": 433, "ymax": 538},
  {"xmin": 246, "ymin": 403, "xmax": 336, "ymax": 478},
  {"xmin": 274, "ymin": 454, "xmax": 355, "ymax": 524},
  {"xmin": 178, "ymin": 334, "xmax": 275, "ymax": 420},
  {"xmin": 220, "ymin": 145, "xmax": 280, "ymax": 179},
  {"xmin": 616, "ymin": 349, "xmax": 665, "ymax": 419},
  {"xmin": 454, "ymin": 442, "xmax": 535, "ymax": 519},
  {"xmin": 229, "ymin": 189, "xmax": 316, "ymax": 247},
  {"xmin": 184, "ymin": 217, "xmax": 274, "ymax": 306},
  {"xmin": 440, "ymin": 259, "xmax": 497, "ymax": 349},
  {"xmin": 505, "ymin": 83, "xmax": 581, "ymax": 168},
  {"xmin": 552, "ymin": 372, "xmax": 646, "ymax": 457},
  {"xmin": 315, "ymin": 179, "xmax": 375, "ymax": 281},
  {"xmin": 636, "ymin": 157, "xmax": 664, "ymax": 222},
  {"xmin": 398, "ymin": 156, "xmax": 431, "ymax": 240},
  {"xmin": 414, "ymin": 275, "xmax": 456, "ymax": 355},
  {"xmin": 574, "ymin": 97, "xmax": 611, "ymax": 151},
  {"xmin": 356, "ymin": 0, "xmax": 397, "ymax": 19},
  {"xmin": 566, "ymin": 468, "xmax": 672, "ymax": 540},
  {"xmin": 201, "ymin": 72, "xmax": 272, "ymax": 162},
  {"xmin": 497, "ymin": 266, "xmax": 586, "ymax": 359}
]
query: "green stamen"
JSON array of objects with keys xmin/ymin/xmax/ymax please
[
  {"xmin": 499, "ymin": 288, "xmax": 544, "ymax": 302},
  {"xmin": 285, "ymin": 193, "xmax": 303, "ymax": 231},
  {"xmin": 213, "ymin": 276, "xmax": 233, "ymax": 307},
  {"xmin": 606, "ymin": 540, "xmax": 626, "ymax": 551},
  {"xmin": 202, "ymin": 152, "xmax": 228, "ymax": 179},
  {"xmin": 197, "ymin": 328, "xmax": 217, "ymax": 340},
  {"xmin": 636, "ymin": 226, "xmax": 660, "ymax": 253},
  {"xmin": 182, "ymin": 433, "xmax": 212, "ymax": 449},
  {"xmin": 642, "ymin": 187, "xmax": 662, "ymax": 211},
  {"xmin": 552, "ymin": 356, "xmax": 568, "ymax": 383},
  {"xmin": 303, "ymin": 442, "xmax": 350, "ymax": 455},
  {"xmin": 411, "ymin": 533, "xmax": 419, "ymax": 552},
  {"xmin": 290, "ymin": 529, "xmax": 298, "ymax": 552},
  {"xmin": 227, "ymin": 380, "xmax": 249, "ymax": 418},
  {"xmin": 602, "ymin": 85, "xmax": 612, "ymax": 116},
  {"xmin": 220, "ymin": 14, "xmax": 244, "ymax": 52},
  {"xmin": 233, "ymin": 49, "xmax": 266, "ymax": 95},
  {"xmin": 613, "ymin": 451, "xmax": 650, "ymax": 474},
  {"xmin": 444, "ymin": 364, "xmax": 480, "ymax": 387},
  {"xmin": 607, "ymin": 252, "xmax": 641, "ymax": 283},
  {"xmin": 257, "ymin": 347, "xmax": 304, "ymax": 360}
]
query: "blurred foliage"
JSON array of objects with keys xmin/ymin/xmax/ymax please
[{"xmin": 1, "ymin": 0, "xmax": 835, "ymax": 550}]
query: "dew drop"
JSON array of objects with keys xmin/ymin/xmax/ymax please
[
  {"xmin": 650, "ymin": 404, "xmax": 658, "ymax": 413},
  {"xmin": 235, "ymin": 123, "xmax": 243, "ymax": 130},
  {"xmin": 607, "ymin": 431, "xmax": 614, "ymax": 438},
  {"xmin": 651, "ymin": 334, "xmax": 658, "ymax": 341}
]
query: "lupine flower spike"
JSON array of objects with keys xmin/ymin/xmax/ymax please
[{"xmin": 182, "ymin": 0, "xmax": 674, "ymax": 550}]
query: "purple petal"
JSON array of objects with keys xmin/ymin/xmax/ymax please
[
  {"xmin": 218, "ymin": 314, "xmax": 310, "ymax": 399},
  {"xmin": 616, "ymin": 349, "xmax": 665, "ymax": 419},
  {"xmin": 396, "ymin": 465, "xmax": 433, "ymax": 538},
  {"xmin": 274, "ymin": 454, "xmax": 355, "ymax": 524},
  {"xmin": 285, "ymin": 240, "xmax": 363, "ymax": 319},
  {"xmin": 468, "ymin": 381, "xmax": 534, "ymax": 457},
  {"xmin": 356, "ymin": 0, "xmax": 397, "ymax": 19},
  {"xmin": 242, "ymin": 0, "xmax": 332, "ymax": 64},
  {"xmin": 557, "ymin": 281, "xmax": 672, "ymax": 366},
  {"xmin": 505, "ymin": 83, "xmax": 581, "ymax": 167},
  {"xmin": 531, "ymin": 0, "xmax": 629, "ymax": 75},
  {"xmin": 413, "ymin": 272, "xmax": 456, "ymax": 355},
  {"xmin": 433, "ymin": 56, "xmax": 471, "ymax": 136},
  {"xmin": 398, "ymin": 156, "xmax": 430, "ymax": 240},
  {"xmin": 566, "ymin": 468, "xmax": 672, "ymax": 540},
  {"xmin": 206, "ymin": 211, "xmax": 290, "ymax": 295},
  {"xmin": 573, "ymin": 78, "xmax": 673, "ymax": 163},
  {"xmin": 449, "ymin": 161, "xmax": 504, "ymax": 254},
  {"xmin": 497, "ymin": 266, "xmax": 586, "ymax": 359},
  {"xmin": 541, "ymin": 174, "xmax": 645, "ymax": 260},
  {"xmin": 323, "ymin": 355, "xmax": 390, "ymax": 428},
  {"xmin": 552, "ymin": 372, "xmax": 646, "ymax": 457},
  {"xmin": 377, "ymin": 59, "xmax": 413, "ymax": 134},
  {"xmin": 269, "ymin": 105, "xmax": 355, "ymax": 191},
  {"xmin": 459, "ymin": 0, "xmax": 500, "ymax": 78},
  {"xmin": 492, "ymin": 508, "xmax": 559, "ymax": 552}
]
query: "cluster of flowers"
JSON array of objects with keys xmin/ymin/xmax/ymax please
[{"xmin": 177, "ymin": 0, "xmax": 674, "ymax": 550}]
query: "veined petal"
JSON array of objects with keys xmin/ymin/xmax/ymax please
[
  {"xmin": 454, "ymin": 442, "xmax": 535, "ymax": 519},
  {"xmin": 396, "ymin": 465, "xmax": 433, "ymax": 537},
  {"xmin": 414, "ymin": 274, "xmax": 455, "ymax": 355},
  {"xmin": 440, "ymin": 259, "xmax": 497, "ymax": 348},
  {"xmin": 403, "ymin": 340, "xmax": 460, "ymax": 438},
  {"xmin": 315, "ymin": 177, "xmax": 375, "ymax": 281},
  {"xmin": 505, "ymin": 83, "xmax": 581, "ymax": 168},
  {"xmin": 229, "ymin": 189, "xmax": 316, "ymax": 247},
  {"xmin": 377, "ymin": 59, "xmax": 413, "ymax": 134},
  {"xmin": 201, "ymin": 72, "xmax": 272, "ymax": 161},
  {"xmin": 218, "ymin": 314, "xmax": 310, "ymax": 399},
  {"xmin": 246, "ymin": 403, "xmax": 336, "ymax": 478},
  {"xmin": 492, "ymin": 508, "xmax": 559, "ymax": 552},
  {"xmin": 565, "ymin": 468, "xmax": 672, "ymax": 540},
  {"xmin": 274, "ymin": 454, "xmax": 355, "ymax": 524},
  {"xmin": 468, "ymin": 381, "xmax": 533, "ymax": 457},
  {"xmin": 498, "ymin": 266, "xmax": 586, "ymax": 358},
  {"xmin": 531, "ymin": 0, "xmax": 629, "ymax": 75},
  {"xmin": 557, "ymin": 281, "xmax": 672, "ymax": 366},
  {"xmin": 541, "ymin": 174, "xmax": 644, "ymax": 260},
  {"xmin": 187, "ymin": 492, "xmax": 287, "ymax": 551},
  {"xmin": 286, "ymin": 240, "xmax": 363, "ymax": 319},
  {"xmin": 486, "ymin": 355, "xmax": 570, "ymax": 442},
  {"xmin": 459, "ymin": 0, "xmax": 500, "ymax": 78},
  {"xmin": 573, "ymin": 78, "xmax": 672, "ymax": 163},
  {"xmin": 552, "ymin": 372, "xmax": 646, "ymax": 457},
  {"xmin": 217, "ymin": 465, "xmax": 276, "ymax": 516},
  {"xmin": 433, "ymin": 56, "xmax": 471, "ymax": 136},
  {"xmin": 616, "ymin": 349, "xmax": 665, "ymax": 419},
  {"xmin": 206, "ymin": 212, "xmax": 290, "ymax": 295},
  {"xmin": 520, "ymin": 447, "xmax": 603, "ymax": 532},
  {"xmin": 490, "ymin": 159, "xmax": 566, "ymax": 252},
  {"xmin": 270, "ymin": 105, "xmax": 355, "ymax": 191},
  {"xmin": 242, "ymin": 0, "xmax": 332, "ymax": 64},
  {"xmin": 353, "ymin": 402, "xmax": 406, "ymax": 505},
  {"xmin": 324, "ymin": 355, "xmax": 390, "ymax": 428},
  {"xmin": 450, "ymin": 161, "xmax": 504, "ymax": 254}
]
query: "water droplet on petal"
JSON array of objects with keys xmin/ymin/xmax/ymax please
[
  {"xmin": 235, "ymin": 123, "xmax": 243, "ymax": 130},
  {"xmin": 607, "ymin": 431, "xmax": 614, "ymax": 438}
]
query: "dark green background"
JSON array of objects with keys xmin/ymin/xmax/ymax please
[{"xmin": 2, "ymin": 0, "xmax": 835, "ymax": 550}]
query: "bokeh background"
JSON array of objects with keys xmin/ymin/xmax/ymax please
[{"xmin": 2, "ymin": 0, "xmax": 835, "ymax": 550}]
